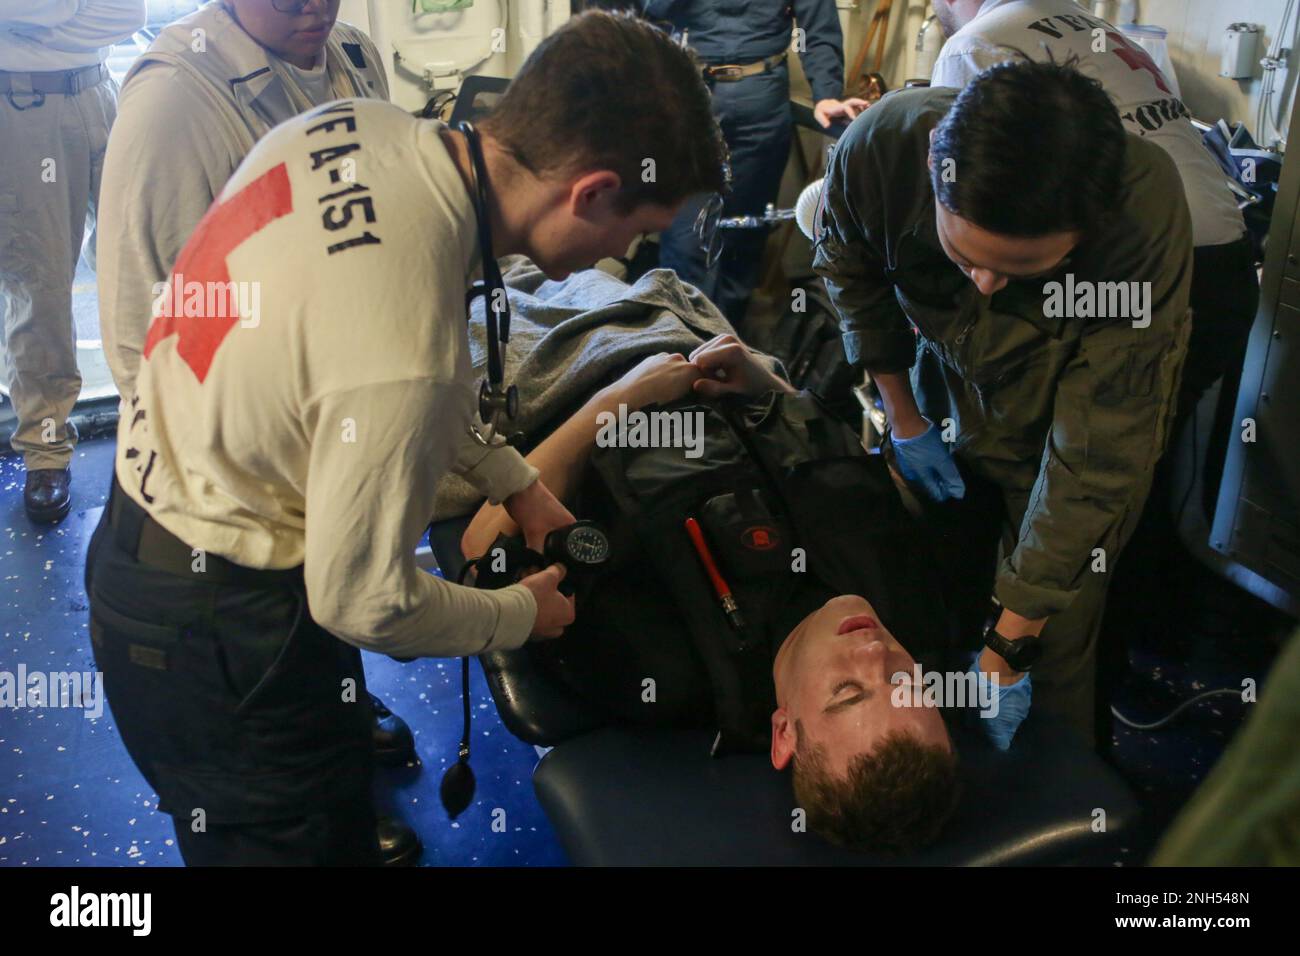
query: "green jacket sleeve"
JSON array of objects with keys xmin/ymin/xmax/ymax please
[
  {"xmin": 995, "ymin": 143, "xmax": 1195, "ymax": 619},
  {"xmin": 811, "ymin": 116, "xmax": 919, "ymax": 374}
]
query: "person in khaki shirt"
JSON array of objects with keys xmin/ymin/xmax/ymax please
[
  {"xmin": 812, "ymin": 60, "xmax": 1193, "ymax": 751},
  {"xmin": 0, "ymin": 0, "xmax": 145, "ymax": 522}
]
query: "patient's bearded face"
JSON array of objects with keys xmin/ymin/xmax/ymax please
[{"xmin": 771, "ymin": 594, "xmax": 951, "ymax": 778}]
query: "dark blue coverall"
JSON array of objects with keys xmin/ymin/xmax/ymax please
[{"xmin": 645, "ymin": 1, "xmax": 845, "ymax": 329}]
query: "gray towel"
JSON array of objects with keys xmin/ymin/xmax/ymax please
[{"xmin": 434, "ymin": 256, "xmax": 766, "ymax": 517}]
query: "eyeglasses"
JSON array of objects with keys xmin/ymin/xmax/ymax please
[
  {"xmin": 694, "ymin": 193, "xmax": 725, "ymax": 270},
  {"xmin": 271, "ymin": 0, "xmax": 327, "ymax": 14},
  {"xmin": 693, "ymin": 159, "xmax": 733, "ymax": 270}
]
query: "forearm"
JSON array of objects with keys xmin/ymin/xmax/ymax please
[
  {"xmin": 801, "ymin": 40, "xmax": 845, "ymax": 105},
  {"xmin": 995, "ymin": 606, "xmax": 1047, "ymax": 639},
  {"xmin": 21, "ymin": 0, "xmax": 145, "ymax": 50},
  {"xmin": 462, "ymin": 383, "xmax": 625, "ymax": 559},
  {"xmin": 0, "ymin": 0, "xmax": 80, "ymax": 29},
  {"xmin": 310, "ymin": 550, "xmax": 536, "ymax": 657},
  {"xmin": 872, "ymin": 370, "xmax": 927, "ymax": 438},
  {"xmin": 304, "ymin": 379, "xmax": 538, "ymax": 655},
  {"xmin": 794, "ymin": 0, "xmax": 845, "ymax": 102}
]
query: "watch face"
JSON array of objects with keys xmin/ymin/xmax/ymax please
[
  {"xmin": 564, "ymin": 525, "xmax": 611, "ymax": 565},
  {"xmin": 1009, "ymin": 637, "xmax": 1043, "ymax": 670}
]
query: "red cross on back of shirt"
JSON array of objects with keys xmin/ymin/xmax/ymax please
[
  {"xmin": 1107, "ymin": 30, "xmax": 1171, "ymax": 95},
  {"xmin": 143, "ymin": 162, "xmax": 294, "ymax": 383}
]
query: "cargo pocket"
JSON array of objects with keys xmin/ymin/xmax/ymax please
[
  {"xmin": 89, "ymin": 595, "xmax": 183, "ymax": 672},
  {"xmin": 88, "ymin": 592, "xmax": 235, "ymax": 762}
]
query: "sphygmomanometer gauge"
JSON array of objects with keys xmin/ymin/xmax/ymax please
[{"xmin": 547, "ymin": 521, "xmax": 611, "ymax": 567}]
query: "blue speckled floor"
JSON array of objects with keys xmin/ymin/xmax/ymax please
[
  {"xmin": 0, "ymin": 438, "xmax": 566, "ymax": 866},
  {"xmin": 1100, "ymin": 547, "xmax": 1286, "ymax": 862}
]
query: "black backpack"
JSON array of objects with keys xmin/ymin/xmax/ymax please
[
  {"xmin": 762, "ymin": 282, "xmax": 861, "ymax": 427},
  {"xmin": 553, "ymin": 388, "xmax": 953, "ymax": 755}
]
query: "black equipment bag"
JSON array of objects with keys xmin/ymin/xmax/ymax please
[
  {"xmin": 574, "ymin": 389, "xmax": 952, "ymax": 755},
  {"xmin": 763, "ymin": 282, "xmax": 861, "ymax": 427}
]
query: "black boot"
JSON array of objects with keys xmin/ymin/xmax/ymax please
[
  {"xmin": 370, "ymin": 692, "xmax": 416, "ymax": 766},
  {"xmin": 24, "ymin": 467, "xmax": 72, "ymax": 524},
  {"xmin": 377, "ymin": 815, "xmax": 422, "ymax": 866}
]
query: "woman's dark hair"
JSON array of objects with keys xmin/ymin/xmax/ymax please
[
  {"xmin": 479, "ymin": 9, "xmax": 728, "ymax": 213},
  {"xmin": 930, "ymin": 57, "xmax": 1126, "ymax": 237}
]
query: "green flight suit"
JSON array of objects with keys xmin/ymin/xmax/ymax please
[{"xmin": 812, "ymin": 87, "xmax": 1194, "ymax": 746}]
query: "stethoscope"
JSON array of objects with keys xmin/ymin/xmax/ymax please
[
  {"xmin": 458, "ymin": 120, "xmax": 519, "ymax": 448},
  {"xmin": 440, "ymin": 119, "xmax": 518, "ymax": 819}
]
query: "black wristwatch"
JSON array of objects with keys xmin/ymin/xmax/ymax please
[{"xmin": 982, "ymin": 627, "xmax": 1043, "ymax": 672}]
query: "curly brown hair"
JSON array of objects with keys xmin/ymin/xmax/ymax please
[{"xmin": 791, "ymin": 721, "xmax": 962, "ymax": 852}]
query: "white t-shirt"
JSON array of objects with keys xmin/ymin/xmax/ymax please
[
  {"xmin": 115, "ymin": 98, "xmax": 541, "ymax": 659},
  {"xmin": 279, "ymin": 54, "xmax": 334, "ymax": 106},
  {"xmin": 932, "ymin": 0, "xmax": 1244, "ymax": 248}
]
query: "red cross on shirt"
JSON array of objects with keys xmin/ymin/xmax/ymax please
[{"xmin": 143, "ymin": 162, "xmax": 294, "ymax": 383}]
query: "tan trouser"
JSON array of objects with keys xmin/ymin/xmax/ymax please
[{"xmin": 0, "ymin": 74, "xmax": 118, "ymax": 470}]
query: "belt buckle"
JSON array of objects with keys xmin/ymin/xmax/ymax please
[
  {"xmin": 709, "ymin": 65, "xmax": 744, "ymax": 80},
  {"xmin": 5, "ymin": 73, "xmax": 44, "ymax": 110}
]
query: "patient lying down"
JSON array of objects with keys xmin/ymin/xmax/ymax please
[{"xmin": 461, "ymin": 335, "xmax": 960, "ymax": 851}]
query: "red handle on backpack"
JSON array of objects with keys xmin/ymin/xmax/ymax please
[
  {"xmin": 684, "ymin": 517, "xmax": 745, "ymax": 631},
  {"xmin": 684, "ymin": 518, "xmax": 728, "ymax": 596}
]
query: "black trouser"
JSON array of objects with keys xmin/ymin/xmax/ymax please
[
  {"xmin": 659, "ymin": 62, "xmax": 793, "ymax": 331},
  {"xmin": 1181, "ymin": 235, "xmax": 1261, "ymax": 516},
  {"xmin": 85, "ymin": 480, "xmax": 380, "ymax": 866},
  {"xmin": 1096, "ymin": 234, "xmax": 1260, "ymax": 751}
]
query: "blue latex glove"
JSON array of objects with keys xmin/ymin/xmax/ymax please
[
  {"xmin": 967, "ymin": 653, "xmax": 1032, "ymax": 751},
  {"xmin": 891, "ymin": 421, "xmax": 966, "ymax": 501}
]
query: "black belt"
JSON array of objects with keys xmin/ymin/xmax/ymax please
[
  {"xmin": 107, "ymin": 477, "xmax": 303, "ymax": 588},
  {"xmin": 703, "ymin": 51, "xmax": 788, "ymax": 82},
  {"xmin": 1, "ymin": 64, "xmax": 108, "ymax": 108}
]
